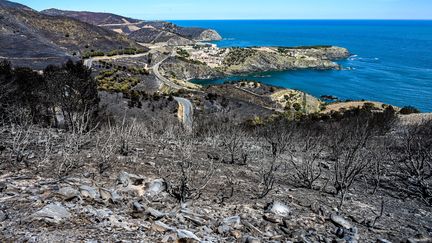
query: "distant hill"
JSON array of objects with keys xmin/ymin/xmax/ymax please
[
  {"xmin": 0, "ymin": 0, "xmax": 31, "ymax": 10},
  {"xmin": 41, "ymin": 8, "xmax": 141, "ymax": 26},
  {"xmin": 0, "ymin": 0, "xmax": 139, "ymax": 68},
  {"xmin": 41, "ymin": 9, "xmax": 222, "ymax": 42}
]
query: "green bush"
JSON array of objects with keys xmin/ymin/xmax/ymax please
[
  {"xmin": 293, "ymin": 103, "xmax": 302, "ymax": 111},
  {"xmin": 176, "ymin": 49, "xmax": 190, "ymax": 58},
  {"xmin": 400, "ymin": 106, "xmax": 421, "ymax": 115},
  {"xmin": 223, "ymin": 48, "xmax": 257, "ymax": 66}
]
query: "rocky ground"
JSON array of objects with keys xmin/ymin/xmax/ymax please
[{"xmin": 0, "ymin": 119, "xmax": 431, "ymax": 243}]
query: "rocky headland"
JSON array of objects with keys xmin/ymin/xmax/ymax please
[{"xmin": 159, "ymin": 45, "xmax": 350, "ymax": 82}]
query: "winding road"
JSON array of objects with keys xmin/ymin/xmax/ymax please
[
  {"xmin": 151, "ymin": 52, "xmax": 184, "ymax": 90},
  {"xmin": 84, "ymin": 51, "xmax": 194, "ymax": 131},
  {"xmin": 151, "ymin": 52, "xmax": 194, "ymax": 130}
]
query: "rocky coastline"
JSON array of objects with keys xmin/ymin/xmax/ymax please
[{"xmin": 159, "ymin": 45, "xmax": 350, "ymax": 82}]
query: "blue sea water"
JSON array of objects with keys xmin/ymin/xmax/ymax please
[{"xmin": 171, "ymin": 20, "xmax": 432, "ymax": 112}]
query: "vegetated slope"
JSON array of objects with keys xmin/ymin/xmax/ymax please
[
  {"xmin": 41, "ymin": 8, "xmax": 222, "ymax": 42},
  {"xmin": 0, "ymin": 0, "xmax": 138, "ymax": 68}
]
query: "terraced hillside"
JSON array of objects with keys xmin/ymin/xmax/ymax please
[{"xmin": 41, "ymin": 9, "xmax": 222, "ymax": 42}]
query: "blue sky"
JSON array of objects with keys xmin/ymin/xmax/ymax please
[{"xmin": 13, "ymin": 0, "xmax": 432, "ymax": 20}]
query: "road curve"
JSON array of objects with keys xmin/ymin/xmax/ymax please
[
  {"xmin": 83, "ymin": 52, "xmax": 194, "ymax": 129},
  {"xmin": 151, "ymin": 52, "xmax": 184, "ymax": 90},
  {"xmin": 174, "ymin": 97, "xmax": 194, "ymax": 131}
]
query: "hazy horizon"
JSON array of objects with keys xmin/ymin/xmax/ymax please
[{"xmin": 11, "ymin": 0, "xmax": 432, "ymax": 21}]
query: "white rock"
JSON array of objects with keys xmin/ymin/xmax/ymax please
[
  {"xmin": 177, "ymin": 229, "xmax": 200, "ymax": 241},
  {"xmin": 32, "ymin": 203, "xmax": 71, "ymax": 224},
  {"xmin": 146, "ymin": 179, "xmax": 166, "ymax": 197},
  {"xmin": 265, "ymin": 201, "xmax": 291, "ymax": 217},
  {"xmin": 80, "ymin": 185, "xmax": 99, "ymax": 200},
  {"xmin": 331, "ymin": 214, "xmax": 352, "ymax": 229}
]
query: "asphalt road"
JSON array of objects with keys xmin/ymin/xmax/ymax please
[
  {"xmin": 151, "ymin": 52, "xmax": 184, "ymax": 90},
  {"xmin": 84, "ymin": 52, "xmax": 194, "ymax": 130},
  {"xmin": 174, "ymin": 97, "xmax": 194, "ymax": 131}
]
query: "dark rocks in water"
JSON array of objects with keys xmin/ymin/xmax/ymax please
[{"xmin": 321, "ymin": 95, "xmax": 339, "ymax": 101}]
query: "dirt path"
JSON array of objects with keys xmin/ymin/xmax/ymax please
[{"xmin": 83, "ymin": 52, "xmax": 149, "ymax": 69}]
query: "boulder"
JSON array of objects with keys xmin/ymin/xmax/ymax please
[
  {"xmin": 32, "ymin": 203, "xmax": 71, "ymax": 224},
  {"xmin": 117, "ymin": 171, "xmax": 130, "ymax": 186},
  {"xmin": 330, "ymin": 214, "xmax": 352, "ymax": 229},
  {"xmin": 0, "ymin": 210, "xmax": 8, "ymax": 222},
  {"xmin": 117, "ymin": 171, "xmax": 145, "ymax": 187},
  {"xmin": 223, "ymin": 215, "xmax": 241, "ymax": 227},
  {"xmin": 145, "ymin": 179, "xmax": 166, "ymax": 197},
  {"xmin": 152, "ymin": 221, "xmax": 176, "ymax": 233},
  {"xmin": 146, "ymin": 207, "xmax": 166, "ymax": 219},
  {"xmin": 82, "ymin": 206, "xmax": 112, "ymax": 220},
  {"xmin": 57, "ymin": 187, "xmax": 79, "ymax": 200},
  {"xmin": 99, "ymin": 188, "xmax": 122, "ymax": 203},
  {"xmin": 80, "ymin": 185, "xmax": 99, "ymax": 200},
  {"xmin": 133, "ymin": 202, "xmax": 145, "ymax": 212}
]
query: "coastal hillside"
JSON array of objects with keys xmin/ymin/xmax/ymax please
[
  {"xmin": 159, "ymin": 46, "xmax": 350, "ymax": 81},
  {"xmin": 41, "ymin": 9, "xmax": 222, "ymax": 42},
  {"xmin": 129, "ymin": 28, "xmax": 194, "ymax": 46},
  {"xmin": 0, "ymin": 0, "xmax": 138, "ymax": 68},
  {"xmin": 0, "ymin": 0, "xmax": 431, "ymax": 242}
]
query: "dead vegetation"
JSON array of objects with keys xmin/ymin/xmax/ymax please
[{"xmin": 1, "ymin": 59, "xmax": 431, "ymax": 242}]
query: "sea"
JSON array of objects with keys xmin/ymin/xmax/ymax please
[{"xmin": 171, "ymin": 20, "xmax": 432, "ymax": 112}]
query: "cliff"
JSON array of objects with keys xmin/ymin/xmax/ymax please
[
  {"xmin": 222, "ymin": 46, "xmax": 350, "ymax": 74},
  {"xmin": 160, "ymin": 46, "xmax": 350, "ymax": 81},
  {"xmin": 160, "ymin": 56, "xmax": 222, "ymax": 81}
]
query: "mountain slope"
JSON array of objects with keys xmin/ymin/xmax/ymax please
[
  {"xmin": 129, "ymin": 27, "xmax": 194, "ymax": 46},
  {"xmin": 41, "ymin": 8, "xmax": 141, "ymax": 26},
  {"xmin": 0, "ymin": 0, "xmax": 139, "ymax": 68},
  {"xmin": 41, "ymin": 8, "xmax": 222, "ymax": 42}
]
